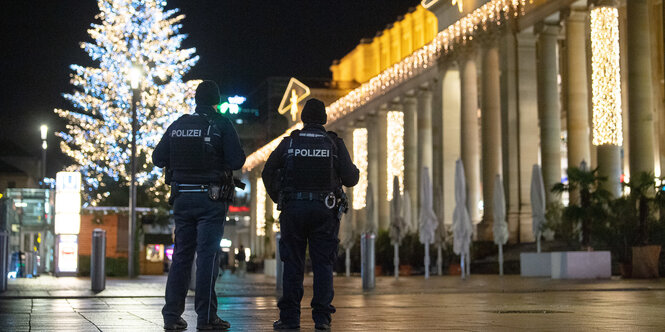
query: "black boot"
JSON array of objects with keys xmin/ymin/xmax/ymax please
[
  {"xmin": 315, "ymin": 322, "xmax": 331, "ymax": 331},
  {"xmin": 273, "ymin": 319, "xmax": 300, "ymax": 330},
  {"xmin": 197, "ymin": 316, "xmax": 231, "ymax": 330},
  {"xmin": 164, "ymin": 317, "xmax": 187, "ymax": 330}
]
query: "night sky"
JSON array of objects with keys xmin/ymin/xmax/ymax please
[{"xmin": 0, "ymin": 0, "xmax": 420, "ymax": 176}]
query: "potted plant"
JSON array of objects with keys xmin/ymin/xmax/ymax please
[
  {"xmin": 551, "ymin": 165, "xmax": 611, "ymax": 249},
  {"xmin": 627, "ymin": 172, "xmax": 662, "ymax": 278}
]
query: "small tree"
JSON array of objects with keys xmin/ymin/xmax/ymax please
[{"xmin": 551, "ymin": 166, "xmax": 610, "ymax": 247}]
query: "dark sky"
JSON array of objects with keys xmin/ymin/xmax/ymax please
[{"xmin": 0, "ymin": 0, "xmax": 420, "ymax": 175}]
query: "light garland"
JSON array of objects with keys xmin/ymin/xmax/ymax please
[
  {"xmin": 387, "ymin": 111, "xmax": 405, "ymax": 201},
  {"xmin": 256, "ymin": 178, "xmax": 266, "ymax": 237},
  {"xmin": 353, "ymin": 128, "xmax": 368, "ymax": 209},
  {"xmin": 590, "ymin": 6, "xmax": 622, "ymax": 146},
  {"xmin": 54, "ymin": 0, "xmax": 199, "ymax": 205},
  {"xmin": 243, "ymin": 0, "xmax": 528, "ymax": 172}
]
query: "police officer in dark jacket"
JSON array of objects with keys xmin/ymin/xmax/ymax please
[
  {"xmin": 153, "ymin": 80, "xmax": 245, "ymax": 331},
  {"xmin": 262, "ymin": 99, "xmax": 359, "ymax": 331}
]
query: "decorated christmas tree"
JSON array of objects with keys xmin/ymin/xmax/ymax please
[{"xmin": 55, "ymin": 0, "xmax": 199, "ymax": 205}]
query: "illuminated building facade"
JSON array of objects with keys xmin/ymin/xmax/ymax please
[{"xmin": 243, "ymin": 0, "xmax": 665, "ymax": 252}]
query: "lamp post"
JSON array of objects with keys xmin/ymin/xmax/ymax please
[
  {"xmin": 128, "ymin": 66, "xmax": 141, "ymax": 278},
  {"xmin": 40, "ymin": 124, "xmax": 48, "ymax": 188}
]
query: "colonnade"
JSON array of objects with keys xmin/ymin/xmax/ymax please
[{"xmin": 246, "ymin": 1, "xmax": 662, "ymax": 257}]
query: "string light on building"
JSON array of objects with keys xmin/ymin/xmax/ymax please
[
  {"xmin": 256, "ymin": 178, "xmax": 266, "ymax": 237},
  {"xmin": 243, "ymin": 0, "xmax": 529, "ymax": 172},
  {"xmin": 590, "ymin": 5, "xmax": 622, "ymax": 146},
  {"xmin": 352, "ymin": 128, "xmax": 368, "ymax": 209},
  {"xmin": 387, "ymin": 111, "xmax": 404, "ymax": 200}
]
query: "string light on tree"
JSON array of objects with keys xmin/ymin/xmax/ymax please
[
  {"xmin": 54, "ymin": 0, "xmax": 199, "ymax": 204},
  {"xmin": 590, "ymin": 5, "xmax": 622, "ymax": 146},
  {"xmin": 352, "ymin": 128, "xmax": 368, "ymax": 209},
  {"xmin": 243, "ymin": 0, "xmax": 530, "ymax": 172}
]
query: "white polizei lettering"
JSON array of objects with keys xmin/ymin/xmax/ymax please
[
  {"xmin": 171, "ymin": 129, "xmax": 202, "ymax": 137},
  {"xmin": 294, "ymin": 149, "xmax": 330, "ymax": 157}
]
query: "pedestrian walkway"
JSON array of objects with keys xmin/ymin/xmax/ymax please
[{"xmin": 1, "ymin": 273, "xmax": 665, "ymax": 330}]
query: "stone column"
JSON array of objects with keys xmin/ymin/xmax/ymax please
[
  {"xmin": 565, "ymin": 9, "xmax": 592, "ymax": 191},
  {"xmin": 367, "ymin": 114, "xmax": 380, "ymax": 233},
  {"xmin": 479, "ymin": 41, "xmax": 503, "ymax": 241},
  {"xmin": 378, "ymin": 105, "xmax": 393, "ymax": 231},
  {"xmin": 418, "ymin": 88, "xmax": 434, "ymax": 184},
  {"xmin": 459, "ymin": 49, "xmax": 482, "ymax": 224},
  {"xmin": 627, "ymin": 0, "xmax": 655, "ymax": 177},
  {"xmin": 536, "ymin": 23, "xmax": 562, "ymax": 204},
  {"xmin": 442, "ymin": 67, "xmax": 461, "ymax": 228},
  {"xmin": 501, "ymin": 31, "xmax": 540, "ymax": 243},
  {"xmin": 403, "ymin": 95, "xmax": 419, "ymax": 232}
]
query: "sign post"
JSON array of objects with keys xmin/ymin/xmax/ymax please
[{"xmin": 54, "ymin": 172, "xmax": 82, "ymax": 277}]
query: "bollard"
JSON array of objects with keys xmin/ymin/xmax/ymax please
[
  {"xmin": 275, "ymin": 232, "xmax": 283, "ymax": 291},
  {"xmin": 91, "ymin": 229, "xmax": 106, "ymax": 292},
  {"xmin": 361, "ymin": 232, "xmax": 375, "ymax": 290},
  {"xmin": 0, "ymin": 231, "xmax": 8, "ymax": 292}
]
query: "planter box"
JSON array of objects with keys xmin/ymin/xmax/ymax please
[
  {"xmin": 632, "ymin": 245, "xmax": 661, "ymax": 278},
  {"xmin": 520, "ymin": 253, "xmax": 551, "ymax": 277},
  {"xmin": 551, "ymin": 251, "xmax": 611, "ymax": 279}
]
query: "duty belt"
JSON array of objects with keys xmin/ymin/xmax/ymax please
[
  {"xmin": 283, "ymin": 191, "xmax": 336, "ymax": 209},
  {"xmin": 177, "ymin": 184, "xmax": 209, "ymax": 193}
]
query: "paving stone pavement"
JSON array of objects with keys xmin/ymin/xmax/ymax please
[{"xmin": 2, "ymin": 273, "xmax": 665, "ymax": 331}]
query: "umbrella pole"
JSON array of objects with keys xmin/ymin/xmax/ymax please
[
  {"xmin": 498, "ymin": 244, "xmax": 504, "ymax": 276},
  {"xmin": 424, "ymin": 243, "xmax": 430, "ymax": 279},
  {"xmin": 394, "ymin": 243, "xmax": 399, "ymax": 280},
  {"xmin": 436, "ymin": 244, "xmax": 443, "ymax": 276},
  {"xmin": 466, "ymin": 250, "xmax": 471, "ymax": 277},
  {"xmin": 460, "ymin": 253, "xmax": 465, "ymax": 279},
  {"xmin": 537, "ymin": 231, "xmax": 541, "ymax": 253},
  {"xmin": 345, "ymin": 248, "xmax": 351, "ymax": 277}
]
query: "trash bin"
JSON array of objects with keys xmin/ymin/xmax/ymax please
[
  {"xmin": 91, "ymin": 229, "xmax": 106, "ymax": 292},
  {"xmin": 0, "ymin": 231, "xmax": 8, "ymax": 292},
  {"xmin": 361, "ymin": 232, "xmax": 376, "ymax": 290},
  {"xmin": 275, "ymin": 232, "xmax": 283, "ymax": 291}
]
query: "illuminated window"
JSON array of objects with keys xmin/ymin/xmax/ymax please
[
  {"xmin": 353, "ymin": 128, "xmax": 368, "ymax": 209},
  {"xmin": 145, "ymin": 244, "xmax": 164, "ymax": 262}
]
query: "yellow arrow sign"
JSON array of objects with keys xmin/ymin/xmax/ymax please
[{"xmin": 278, "ymin": 78, "xmax": 311, "ymax": 122}]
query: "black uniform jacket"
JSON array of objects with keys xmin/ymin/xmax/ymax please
[
  {"xmin": 261, "ymin": 124, "xmax": 360, "ymax": 203},
  {"xmin": 152, "ymin": 106, "xmax": 246, "ymax": 184}
]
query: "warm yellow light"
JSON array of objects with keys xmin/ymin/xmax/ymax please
[
  {"xmin": 243, "ymin": 0, "xmax": 528, "ymax": 172},
  {"xmin": 40, "ymin": 125, "xmax": 48, "ymax": 140},
  {"xmin": 129, "ymin": 66, "xmax": 142, "ymax": 89},
  {"xmin": 289, "ymin": 90, "xmax": 299, "ymax": 122},
  {"xmin": 272, "ymin": 202, "xmax": 279, "ymax": 221},
  {"xmin": 452, "ymin": 0, "xmax": 464, "ymax": 12},
  {"xmin": 387, "ymin": 111, "xmax": 404, "ymax": 200},
  {"xmin": 256, "ymin": 178, "xmax": 266, "ymax": 237},
  {"xmin": 353, "ymin": 128, "xmax": 368, "ymax": 209},
  {"xmin": 590, "ymin": 6, "xmax": 622, "ymax": 146}
]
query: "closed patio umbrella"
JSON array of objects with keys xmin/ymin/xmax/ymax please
[
  {"xmin": 453, "ymin": 160, "xmax": 473, "ymax": 279},
  {"xmin": 492, "ymin": 175, "xmax": 508, "ymax": 275},
  {"xmin": 531, "ymin": 164, "xmax": 546, "ymax": 253},
  {"xmin": 419, "ymin": 167, "xmax": 438, "ymax": 279}
]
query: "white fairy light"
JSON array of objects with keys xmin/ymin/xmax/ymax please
[
  {"xmin": 387, "ymin": 111, "xmax": 405, "ymax": 200},
  {"xmin": 590, "ymin": 6, "xmax": 622, "ymax": 146},
  {"xmin": 256, "ymin": 178, "xmax": 266, "ymax": 237},
  {"xmin": 352, "ymin": 128, "xmax": 368, "ymax": 209}
]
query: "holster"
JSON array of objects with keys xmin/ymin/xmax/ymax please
[{"xmin": 168, "ymin": 182, "xmax": 178, "ymax": 206}]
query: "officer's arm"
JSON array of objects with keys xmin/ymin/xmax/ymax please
[
  {"xmin": 152, "ymin": 124, "xmax": 172, "ymax": 168},
  {"xmin": 262, "ymin": 138, "xmax": 289, "ymax": 202},
  {"xmin": 335, "ymin": 137, "xmax": 360, "ymax": 187},
  {"xmin": 217, "ymin": 117, "xmax": 246, "ymax": 170}
]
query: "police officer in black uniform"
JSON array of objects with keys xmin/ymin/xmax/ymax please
[
  {"xmin": 262, "ymin": 99, "xmax": 359, "ymax": 331},
  {"xmin": 152, "ymin": 80, "xmax": 245, "ymax": 331}
]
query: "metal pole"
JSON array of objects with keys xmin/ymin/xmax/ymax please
[
  {"xmin": 361, "ymin": 232, "xmax": 375, "ymax": 290},
  {"xmin": 128, "ymin": 88, "xmax": 138, "ymax": 278},
  {"xmin": 91, "ymin": 229, "xmax": 106, "ymax": 292},
  {"xmin": 0, "ymin": 231, "xmax": 8, "ymax": 292},
  {"xmin": 424, "ymin": 242, "xmax": 430, "ymax": 279},
  {"xmin": 41, "ymin": 148, "xmax": 46, "ymax": 188},
  {"xmin": 393, "ymin": 243, "xmax": 399, "ymax": 280}
]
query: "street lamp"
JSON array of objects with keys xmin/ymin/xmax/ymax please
[
  {"xmin": 40, "ymin": 124, "xmax": 48, "ymax": 188},
  {"xmin": 128, "ymin": 65, "xmax": 141, "ymax": 278}
]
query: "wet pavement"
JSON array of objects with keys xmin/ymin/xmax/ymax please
[{"xmin": 2, "ymin": 273, "xmax": 665, "ymax": 331}]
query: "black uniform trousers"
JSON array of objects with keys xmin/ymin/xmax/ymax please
[
  {"xmin": 162, "ymin": 192, "xmax": 227, "ymax": 326},
  {"xmin": 278, "ymin": 200, "xmax": 340, "ymax": 326}
]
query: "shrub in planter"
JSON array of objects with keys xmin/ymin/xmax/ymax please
[{"xmin": 375, "ymin": 229, "xmax": 392, "ymax": 274}]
